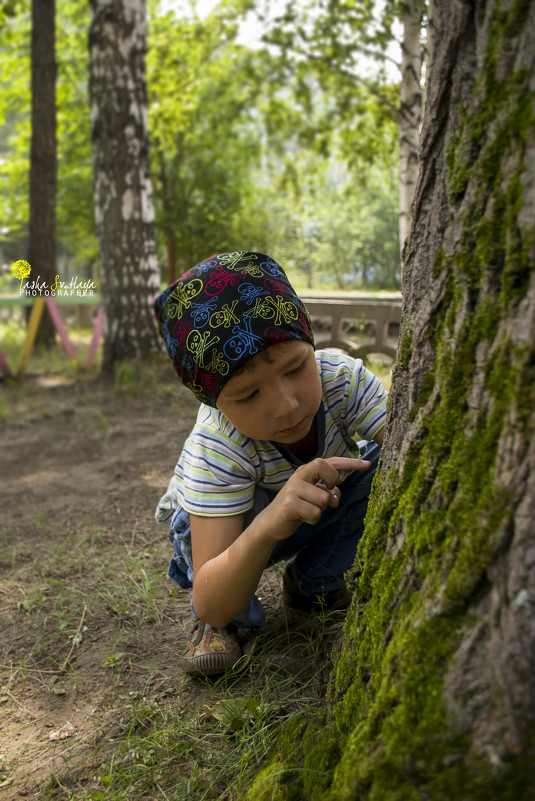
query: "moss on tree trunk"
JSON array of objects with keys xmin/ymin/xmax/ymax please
[{"xmin": 246, "ymin": 0, "xmax": 535, "ymax": 798}]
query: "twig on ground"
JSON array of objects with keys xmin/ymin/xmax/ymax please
[{"xmin": 59, "ymin": 604, "xmax": 87, "ymax": 673}]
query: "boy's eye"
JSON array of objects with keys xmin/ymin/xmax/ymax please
[
  {"xmin": 235, "ymin": 390, "xmax": 258, "ymax": 405},
  {"xmin": 287, "ymin": 360, "xmax": 306, "ymax": 376}
]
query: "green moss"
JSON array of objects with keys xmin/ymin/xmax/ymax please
[
  {"xmin": 431, "ymin": 246, "xmax": 447, "ymax": 279},
  {"xmin": 397, "ymin": 317, "xmax": 414, "ymax": 369},
  {"xmin": 245, "ymin": 715, "xmax": 333, "ymax": 801},
  {"xmin": 408, "ymin": 369, "xmax": 435, "ymax": 422}
]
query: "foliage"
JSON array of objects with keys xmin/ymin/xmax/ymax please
[
  {"xmin": 232, "ymin": 159, "xmax": 400, "ymax": 291},
  {"xmin": 147, "ymin": 6, "xmax": 265, "ymax": 278},
  {"xmin": 0, "ymin": 0, "xmax": 401, "ymax": 291},
  {"xmin": 259, "ymin": 0, "xmax": 407, "ymax": 166}
]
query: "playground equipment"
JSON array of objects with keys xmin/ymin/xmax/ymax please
[{"xmin": 0, "ymin": 295, "xmax": 103, "ymax": 377}]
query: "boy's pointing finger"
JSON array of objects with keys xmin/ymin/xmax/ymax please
[
  {"xmin": 298, "ymin": 457, "xmax": 371, "ymax": 490},
  {"xmin": 326, "ymin": 457, "xmax": 372, "ymax": 474}
]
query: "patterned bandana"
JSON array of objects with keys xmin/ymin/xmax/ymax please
[{"xmin": 155, "ymin": 251, "xmax": 315, "ymax": 407}]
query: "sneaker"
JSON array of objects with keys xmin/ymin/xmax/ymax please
[
  {"xmin": 282, "ymin": 562, "xmax": 352, "ymax": 613},
  {"xmin": 182, "ymin": 620, "xmax": 242, "ymax": 676}
]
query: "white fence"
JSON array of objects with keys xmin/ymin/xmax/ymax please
[{"xmin": 301, "ymin": 294, "xmax": 402, "ymax": 361}]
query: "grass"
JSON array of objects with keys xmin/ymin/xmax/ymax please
[
  {"xmin": 1, "ymin": 509, "xmax": 341, "ymax": 800},
  {"xmin": 76, "ymin": 629, "xmax": 330, "ymax": 801}
]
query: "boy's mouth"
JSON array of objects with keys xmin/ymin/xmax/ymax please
[{"xmin": 276, "ymin": 417, "xmax": 307, "ymax": 437}]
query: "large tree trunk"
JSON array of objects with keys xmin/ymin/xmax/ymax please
[
  {"xmin": 27, "ymin": 0, "xmax": 56, "ymax": 346},
  {"xmin": 89, "ymin": 0, "xmax": 161, "ymax": 373},
  {"xmin": 246, "ymin": 0, "xmax": 535, "ymax": 798}
]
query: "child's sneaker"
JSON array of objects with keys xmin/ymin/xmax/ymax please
[
  {"xmin": 282, "ymin": 562, "xmax": 352, "ymax": 613},
  {"xmin": 182, "ymin": 620, "xmax": 242, "ymax": 676}
]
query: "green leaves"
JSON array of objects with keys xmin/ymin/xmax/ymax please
[
  {"xmin": 205, "ymin": 695, "xmax": 268, "ymax": 733},
  {"xmin": 147, "ymin": 9, "xmax": 266, "ymax": 277}
]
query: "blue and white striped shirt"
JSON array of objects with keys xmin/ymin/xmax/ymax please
[{"xmin": 156, "ymin": 349, "xmax": 387, "ymax": 519}]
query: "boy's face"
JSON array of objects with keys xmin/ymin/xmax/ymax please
[{"xmin": 216, "ymin": 341, "xmax": 322, "ymax": 443}]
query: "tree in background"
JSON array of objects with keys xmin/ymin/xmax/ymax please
[
  {"xmin": 146, "ymin": 2, "xmax": 400, "ymax": 290},
  {"xmin": 262, "ymin": 0, "xmax": 424, "ymax": 249},
  {"xmin": 234, "ymin": 159, "xmax": 400, "ymax": 291},
  {"xmin": 89, "ymin": 0, "xmax": 161, "ymax": 371},
  {"xmin": 56, "ymin": 0, "xmax": 97, "ymax": 271},
  {"xmin": 246, "ymin": 0, "xmax": 535, "ymax": 797},
  {"xmin": 0, "ymin": 0, "xmax": 97, "ymax": 276},
  {"xmin": 27, "ymin": 0, "xmax": 56, "ymax": 345}
]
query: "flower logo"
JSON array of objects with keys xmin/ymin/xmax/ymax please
[{"xmin": 11, "ymin": 260, "xmax": 31, "ymax": 287}]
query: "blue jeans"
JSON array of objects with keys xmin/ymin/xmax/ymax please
[{"xmin": 167, "ymin": 441, "xmax": 381, "ymax": 627}]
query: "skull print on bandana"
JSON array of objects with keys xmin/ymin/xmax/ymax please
[{"xmin": 155, "ymin": 252, "xmax": 315, "ymax": 407}]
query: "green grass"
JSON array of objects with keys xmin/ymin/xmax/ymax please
[{"xmin": 1, "ymin": 513, "xmax": 341, "ymax": 800}]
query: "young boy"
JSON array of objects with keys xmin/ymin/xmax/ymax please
[{"xmin": 155, "ymin": 251, "xmax": 387, "ymax": 676}]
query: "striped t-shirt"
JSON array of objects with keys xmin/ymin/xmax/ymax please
[{"xmin": 156, "ymin": 349, "xmax": 388, "ymax": 520}]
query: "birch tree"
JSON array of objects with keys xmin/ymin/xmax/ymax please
[
  {"xmin": 398, "ymin": 0, "xmax": 422, "ymax": 247},
  {"xmin": 246, "ymin": 0, "xmax": 535, "ymax": 797},
  {"xmin": 89, "ymin": 0, "xmax": 161, "ymax": 372},
  {"xmin": 264, "ymin": 0, "xmax": 425, "ymax": 249}
]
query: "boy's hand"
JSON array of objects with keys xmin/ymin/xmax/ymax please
[{"xmin": 262, "ymin": 457, "xmax": 371, "ymax": 541}]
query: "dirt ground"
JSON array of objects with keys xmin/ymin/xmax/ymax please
[{"xmin": 0, "ymin": 361, "xmax": 338, "ymax": 800}]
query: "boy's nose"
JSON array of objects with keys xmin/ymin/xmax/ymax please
[{"xmin": 268, "ymin": 389, "xmax": 299, "ymax": 419}]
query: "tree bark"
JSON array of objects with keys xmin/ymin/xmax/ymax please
[
  {"xmin": 246, "ymin": 0, "xmax": 535, "ymax": 797},
  {"xmin": 27, "ymin": 0, "xmax": 56, "ymax": 346},
  {"xmin": 89, "ymin": 0, "xmax": 161, "ymax": 372}
]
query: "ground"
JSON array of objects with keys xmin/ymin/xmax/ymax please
[{"xmin": 0, "ymin": 357, "xmax": 344, "ymax": 801}]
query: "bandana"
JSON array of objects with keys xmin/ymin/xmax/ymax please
[{"xmin": 155, "ymin": 251, "xmax": 314, "ymax": 407}]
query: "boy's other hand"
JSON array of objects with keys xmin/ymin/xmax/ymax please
[{"xmin": 263, "ymin": 457, "xmax": 371, "ymax": 541}]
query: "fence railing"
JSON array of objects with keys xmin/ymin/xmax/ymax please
[{"xmin": 300, "ymin": 294, "xmax": 401, "ymax": 360}]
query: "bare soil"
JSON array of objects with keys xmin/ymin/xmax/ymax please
[{"xmin": 0, "ymin": 362, "xmax": 337, "ymax": 800}]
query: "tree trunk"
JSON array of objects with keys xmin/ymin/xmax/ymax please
[
  {"xmin": 89, "ymin": 0, "xmax": 161, "ymax": 373},
  {"xmin": 398, "ymin": 0, "xmax": 422, "ymax": 251},
  {"xmin": 27, "ymin": 0, "xmax": 56, "ymax": 346},
  {"xmin": 246, "ymin": 0, "xmax": 535, "ymax": 797}
]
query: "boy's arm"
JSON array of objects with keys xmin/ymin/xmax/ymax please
[{"xmin": 191, "ymin": 456, "xmax": 370, "ymax": 627}]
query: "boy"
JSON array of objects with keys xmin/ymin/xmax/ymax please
[{"xmin": 155, "ymin": 251, "xmax": 387, "ymax": 676}]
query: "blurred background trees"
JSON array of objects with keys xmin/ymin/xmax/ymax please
[{"xmin": 0, "ymin": 0, "xmax": 411, "ymax": 365}]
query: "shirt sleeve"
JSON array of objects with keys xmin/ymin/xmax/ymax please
[{"xmin": 173, "ymin": 426, "xmax": 257, "ymax": 517}]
